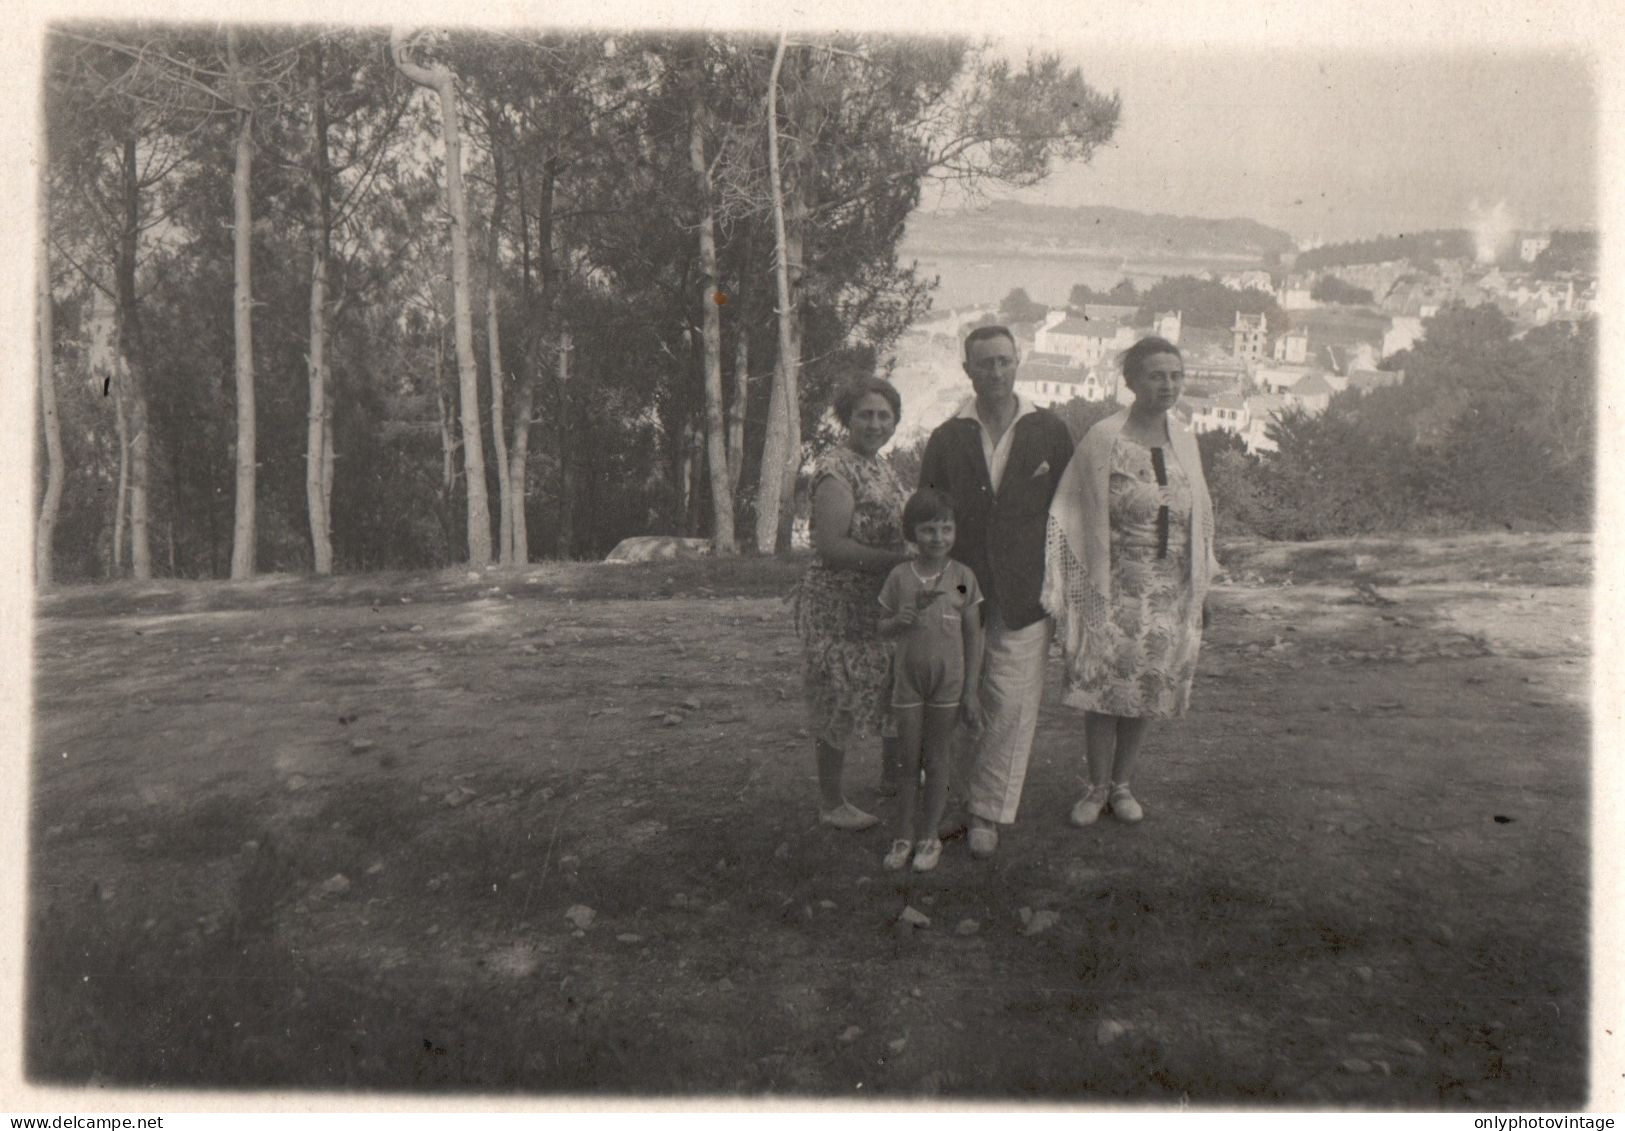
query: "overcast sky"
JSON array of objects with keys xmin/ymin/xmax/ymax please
[{"xmin": 938, "ymin": 46, "xmax": 1598, "ymax": 244}]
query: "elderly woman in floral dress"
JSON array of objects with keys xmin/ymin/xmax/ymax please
[
  {"xmin": 795, "ymin": 377, "xmax": 911, "ymax": 830},
  {"xmin": 1042, "ymin": 337, "xmax": 1219, "ymax": 827}
]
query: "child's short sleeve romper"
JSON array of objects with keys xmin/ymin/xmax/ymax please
[{"xmin": 880, "ymin": 560, "xmax": 983, "ymax": 709}]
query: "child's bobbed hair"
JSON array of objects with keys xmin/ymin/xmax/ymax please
[{"xmin": 902, "ymin": 487, "xmax": 956, "ymax": 542}]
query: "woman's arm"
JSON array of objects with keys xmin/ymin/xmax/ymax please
[{"xmin": 811, "ymin": 475, "xmax": 907, "ymax": 572}]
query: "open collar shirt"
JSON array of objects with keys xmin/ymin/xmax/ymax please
[{"xmin": 954, "ymin": 394, "xmax": 1039, "ymax": 494}]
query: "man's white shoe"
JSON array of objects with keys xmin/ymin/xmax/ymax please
[{"xmin": 968, "ymin": 826, "xmax": 998, "ymax": 858}]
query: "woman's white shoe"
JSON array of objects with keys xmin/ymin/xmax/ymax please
[
  {"xmin": 1069, "ymin": 785, "xmax": 1109, "ymax": 827},
  {"xmin": 1108, "ymin": 783, "xmax": 1144, "ymax": 823},
  {"xmin": 820, "ymin": 802, "xmax": 879, "ymax": 831}
]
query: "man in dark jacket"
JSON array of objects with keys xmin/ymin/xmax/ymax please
[{"xmin": 920, "ymin": 324, "xmax": 1074, "ymax": 856}]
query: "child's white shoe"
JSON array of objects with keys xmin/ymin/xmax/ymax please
[
  {"xmin": 911, "ymin": 838, "xmax": 943, "ymax": 872},
  {"xmin": 883, "ymin": 839, "xmax": 913, "ymax": 871}
]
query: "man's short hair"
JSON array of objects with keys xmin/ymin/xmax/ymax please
[{"xmin": 963, "ymin": 324, "xmax": 1017, "ymax": 362}]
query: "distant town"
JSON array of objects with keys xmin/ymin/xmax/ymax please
[{"xmin": 885, "ymin": 226, "xmax": 1598, "ymax": 452}]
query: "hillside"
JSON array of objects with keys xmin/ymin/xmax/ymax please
[{"xmin": 902, "ymin": 200, "xmax": 1298, "ymax": 261}]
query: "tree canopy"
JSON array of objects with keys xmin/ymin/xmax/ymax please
[
  {"xmin": 38, "ymin": 26, "xmax": 1120, "ymax": 580},
  {"xmin": 1222, "ymin": 303, "xmax": 1594, "ymax": 538},
  {"xmin": 1068, "ymin": 278, "xmax": 1138, "ymax": 309},
  {"xmin": 1293, "ymin": 230, "xmax": 1473, "ymax": 272},
  {"xmin": 1310, "ymin": 275, "xmax": 1375, "ymax": 306},
  {"xmin": 998, "ymin": 286, "xmax": 1047, "ymax": 324},
  {"xmin": 1132, "ymin": 275, "xmax": 1282, "ymax": 332}
]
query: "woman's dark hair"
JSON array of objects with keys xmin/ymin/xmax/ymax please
[
  {"xmin": 902, "ymin": 487, "xmax": 956, "ymax": 542},
  {"xmin": 1120, "ymin": 335, "xmax": 1183, "ymax": 381},
  {"xmin": 832, "ymin": 376, "xmax": 902, "ymax": 427}
]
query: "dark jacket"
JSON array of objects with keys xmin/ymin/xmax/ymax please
[{"xmin": 919, "ymin": 406, "xmax": 1074, "ymax": 629}]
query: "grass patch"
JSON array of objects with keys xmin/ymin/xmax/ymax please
[
  {"xmin": 40, "ymin": 554, "xmax": 814, "ymax": 622},
  {"xmin": 1220, "ymin": 531, "xmax": 1590, "ymax": 588}
]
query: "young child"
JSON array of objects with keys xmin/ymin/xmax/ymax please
[{"xmin": 877, "ymin": 488, "xmax": 984, "ymax": 872}]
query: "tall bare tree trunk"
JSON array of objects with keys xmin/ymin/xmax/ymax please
[
  {"xmin": 322, "ymin": 420, "xmax": 335, "ymax": 543},
  {"xmin": 112, "ymin": 386, "xmax": 128, "ymax": 576},
  {"xmin": 87, "ymin": 288, "xmax": 126, "ymax": 575},
  {"xmin": 228, "ymin": 29, "xmax": 258, "ymax": 580},
  {"xmin": 689, "ymin": 93, "xmax": 735, "ymax": 554},
  {"xmin": 435, "ymin": 329, "xmax": 454, "ymax": 493},
  {"xmin": 555, "ymin": 332, "xmax": 574, "ymax": 559},
  {"xmin": 753, "ymin": 32, "xmax": 796, "ymax": 554},
  {"xmin": 306, "ymin": 240, "xmax": 332, "ymax": 574},
  {"xmin": 488, "ymin": 289, "xmax": 511, "ymax": 562},
  {"xmin": 726, "ymin": 236, "xmax": 750, "ymax": 498},
  {"xmin": 777, "ymin": 216, "xmax": 805, "ymax": 552},
  {"xmin": 484, "ymin": 126, "xmax": 513, "ymax": 564},
  {"xmin": 36, "ymin": 151, "xmax": 63, "ymax": 587},
  {"xmin": 392, "ymin": 30, "xmax": 493, "ymax": 567},
  {"xmin": 775, "ymin": 60, "xmax": 815, "ymax": 554},
  {"xmin": 129, "ymin": 393, "xmax": 151, "ymax": 580},
  {"xmin": 508, "ymin": 376, "xmax": 532, "ymax": 564},
  {"xmin": 116, "ymin": 130, "xmax": 151, "ymax": 580},
  {"xmin": 305, "ymin": 44, "xmax": 335, "ymax": 575},
  {"xmin": 678, "ymin": 418, "xmax": 701, "ymax": 535},
  {"xmin": 507, "ymin": 156, "xmax": 537, "ymax": 566}
]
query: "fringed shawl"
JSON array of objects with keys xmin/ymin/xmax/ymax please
[{"xmin": 1040, "ymin": 410, "xmax": 1219, "ymax": 673}]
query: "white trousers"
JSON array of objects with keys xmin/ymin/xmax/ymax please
[{"xmin": 960, "ymin": 607, "xmax": 1051, "ymax": 825}]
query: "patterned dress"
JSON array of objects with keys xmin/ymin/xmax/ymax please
[
  {"xmin": 1066, "ymin": 437, "xmax": 1202, "ymax": 718},
  {"xmin": 794, "ymin": 446, "xmax": 908, "ymax": 748}
]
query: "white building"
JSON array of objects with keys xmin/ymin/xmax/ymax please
[
  {"xmin": 1273, "ymin": 327, "xmax": 1309, "ymax": 365},
  {"xmin": 1154, "ymin": 310, "xmax": 1182, "ymax": 344},
  {"xmin": 1242, "ymin": 393, "xmax": 1290, "ymax": 452},
  {"xmin": 1016, "ymin": 359, "xmax": 1109, "ymax": 408},
  {"xmin": 1232, "ymin": 311, "xmax": 1269, "ymax": 361},
  {"xmin": 1287, "ymin": 372, "xmax": 1335, "ymax": 414},
  {"xmin": 1382, "ymin": 316, "xmax": 1423, "ymax": 358},
  {"xmin": 1185, "ymin": 392, "xmax": 1250, "ymax": 437},
  {"xmin": 1276, "ymin": 277, "xmax": 1315, "ymax": 310},
  {"xmin": 1254, "ymin": 362, "xmax": 1310, "ymax": 395},
  {"xmin": 1222, "ymin": 269, "xmax": 1275, "ymax": 293},
  {"xmin": 1035, "ymin": 314, "xmax": 1137, "ymax": 366},
  {"xmin": 1520, "ymin": 234, "xmax": 1553, "ymax": 263}
]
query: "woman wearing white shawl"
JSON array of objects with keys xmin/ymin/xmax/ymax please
[{"xmin": 1040, "ymin": 337, "xmax": 1219, "ymax": 827}]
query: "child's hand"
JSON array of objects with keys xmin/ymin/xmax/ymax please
[
  {"xmin": 960, "ymin": 696, "xmax": 983, "ymax": 732},
  {"xmin": 894, "ymin": 605, "xmax": 919, "ymax": 628}
]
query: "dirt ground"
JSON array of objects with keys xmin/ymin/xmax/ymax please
[{"xmin": 25, "ymin": 530, "xmax": 1591, "ymax": 1106}]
